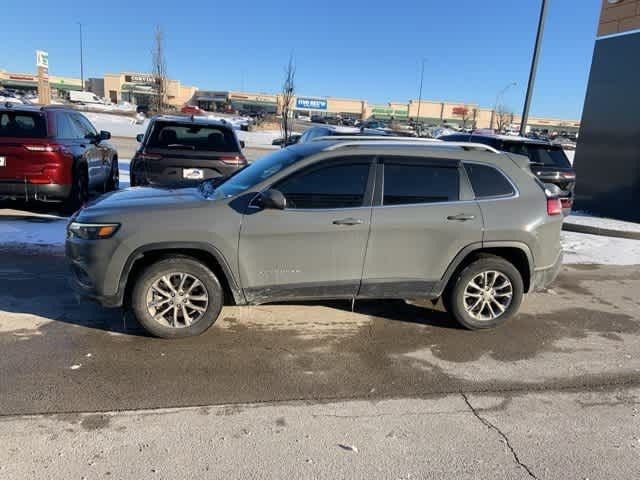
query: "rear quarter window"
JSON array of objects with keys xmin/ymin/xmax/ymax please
[
  {"xmin": 502, "ymin": 142, "xmax": 571, "ymax": 168},
  {"xmin": 464, "ymin": 163, "xmax": 515, "ymax": 198},
  {"xmin": 0, "ymin": 111, "xmax": 47, "ymax": 138}
]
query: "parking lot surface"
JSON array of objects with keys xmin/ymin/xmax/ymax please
[{"xmin": 1, "ymin": 251, "xmax": 639, "ymax": 415}]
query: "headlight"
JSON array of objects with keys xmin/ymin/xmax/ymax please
[{"xmin": 67, "ymin": 222, "xmax": 120, "ymax": 240}]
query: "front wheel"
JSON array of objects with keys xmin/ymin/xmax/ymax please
[
  {"xmin": 445, "ymin": 255, "xmax": 524, "ymax": 330},
  {"xmin": 131, "ymin": 257, "xmax": 223, "ymax": 338}
]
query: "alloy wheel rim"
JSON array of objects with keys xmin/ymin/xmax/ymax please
[
  {"xmin": 146, "ymin": 272, "xmax": 209, "ymax": 328},
  {"xmin": 463, "ymin": 270, "xmax": 513, "ymax": 321}
]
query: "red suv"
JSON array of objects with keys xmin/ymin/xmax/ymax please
[
  {"xmin": 0, "ymin": 104, "xmax": 119, "ymax": 209},
  {"xmin": 180, "ymin": 105, "xmax": 206, "ymax": 115}
]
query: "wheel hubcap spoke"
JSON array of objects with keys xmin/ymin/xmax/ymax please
[
  {"xmin": 463, "ymin": 270, "xmax": 513, "ymax": 322},
  {"xmin": 146, "ymin": 272, "xmax": 209, "ymax": 329}
]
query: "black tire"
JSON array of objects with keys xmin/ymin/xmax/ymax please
[
  {"xmin": 104, "ymin": 157, "xmax": 119, "ymax": 192},
  {"xmin": 131, "ymin": 257, "xmax": 223, "ymax": 338},
  {"xmin": 444, "ymin": 255, "xmax": 524, "ymax": 330},
  {"xmin": 65, "ymin": 164, "xmax": 89, "ymax": 213}
]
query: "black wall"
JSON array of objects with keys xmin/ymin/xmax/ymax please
[{"xmin": 574, "ymin": 32, "xmax": 640, "ymax": 222}]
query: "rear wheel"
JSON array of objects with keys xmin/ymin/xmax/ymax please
[
  {"xmin": 131, "ymin": 257, "xmax": 223, "ymax": 338},
  {"xmin": 104, "ymin": 157, "xmax": 119, "ymax": 192},
  {"xmin": 444, "ymin": 255, "xmax": 524, "ymax": 330},
  {"xmin": 65, "ymin": 164, "xmax": 89, "ymax": 212}
]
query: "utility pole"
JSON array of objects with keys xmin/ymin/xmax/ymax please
[
  {"xmin": 78, "ymin": 22, "xmax": 84, "ymax": 91},
  {"xmin": 416, "ymin": 58, "xmax": 425, "ymax": 131},
  {"xmin": 520, "ymin": 0, "xmax": 548, "ymax": 136}
]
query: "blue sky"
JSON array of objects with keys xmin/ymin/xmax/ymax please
[{"xmin": 0, "ymin": 0, "xmax": 600, "ymax": 119}]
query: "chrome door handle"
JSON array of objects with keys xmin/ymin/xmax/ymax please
[
  {"xmin": 447, "ymin": 214, "xmax": 476, "ymax": 221},
  {"xmin": 333, "ymin": 218, "xmax": 364, "ymax": 226}
]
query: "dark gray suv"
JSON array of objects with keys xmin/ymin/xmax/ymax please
[{"xmin": 66, "ymin": 140, "xmax": 563, "ymax": 338}]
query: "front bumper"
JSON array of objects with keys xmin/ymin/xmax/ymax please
[
  {"xmin": 0, "ymin": 181, "xmax": 71, "ymax": 201},
  {"xmin": 66, "ymin": 236, "xmax": 124, "ymax": 308},
  {"xmin": 531, "ymin": 251, "xmax": 563, "ymax": 292}
]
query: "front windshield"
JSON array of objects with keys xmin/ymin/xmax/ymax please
[{"xmin": 201, "ymin": 148, "xmax": 302, "ymax": 200}]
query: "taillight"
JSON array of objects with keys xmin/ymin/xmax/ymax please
[
  {"xmin": 547, "ymin": 198, "xmax": 562, "ymax": 216},
  {"xmin": 560, "ymin": 197, "xmax": 572, "ymax": 209},
  {"xmin": 561, "ymin": 172, "xmax": 576, "ymax": 180},
  {"xmin": 220, "ymin": 155, "xmax": 247, "ymax": 166},
  {"xmin": 140, "ymin": 152, "xmax": 162, "ymax": 161},
  {"xmin": 24, "ymin": 144, "xmax": 69, "ymax": 153}
]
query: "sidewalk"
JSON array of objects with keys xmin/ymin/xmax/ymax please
[
  {"xmin": 2, "ymin": 388, "xmax": 639, "ymax": 479},
  {"xmin": 563, "ymin": 214, "xmax": 640, "ymax": 240}
]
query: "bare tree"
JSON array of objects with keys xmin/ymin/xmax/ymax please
[
  {"xmin": 151, "ymin": 25, "xmax": 167, "ymax": 114},
  {"xmin": 495, "ymin": 104, "xmax": 513, "ymax": 133},
  {"xmin": 280, "ymin": 54, "xmax": 296, "ymax": 145}
]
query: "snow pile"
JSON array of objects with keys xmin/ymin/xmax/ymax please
[
  {"xmin": 561, "ymin": 231, "xmax": 640, "ymax": 265},
  {"xmin": 0, "ymin": 216, "xmax": 67, "ymax": 248},
  {"xmin": 84, "ymin": 112, "xmax": 148, "ymax": 138},
  {"xmin": 236, "ymin": 129, "xmax": 280, "ymax": 148}
]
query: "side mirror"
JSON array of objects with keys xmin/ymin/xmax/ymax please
[
  {"xmin": 239, "ymin": 140, "xmax": 246, "ymax": 149},
  {"xmin": 99, "ymin": 130, "xmax": 111, "ymax": 141},
  {"xmin": 259, "ymin": 189, "xmax": 286, "ymax": 210},
  {"xmin": 136, "ymin": 133, "xmax": 144, "ymax": 143}
]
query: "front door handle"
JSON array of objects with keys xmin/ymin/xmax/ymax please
[
  {"xmin": 333, "ymin": 218, "xmax": 364, "ymax": 226},
  {"xmin": 447, "ymin": 214, "xmax": 476, "ymax": 222}
]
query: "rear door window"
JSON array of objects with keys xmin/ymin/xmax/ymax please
[
  {"xmin": 464, "ymin": 163, "xmax": 515, "ymax": 198},
  {"xmin": 382, "ymin": 159, "xmax": 460, "ymax": 205},
  {"xmin": 147, "ymin": 122, "xmax": 238, "ymax": 152},
  {"xmin": 0, "ymin": 111, "xmax": 47, "ymax": 138},
  {"xmin": 70, "ymin": 113, "xmax": 97, "ymax": 140},
  {"xmin": 502, "ymin": 142, "xmax": 571, "ymax": 168}
]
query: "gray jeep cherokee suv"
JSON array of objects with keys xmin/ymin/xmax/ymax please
[{"xmin": 66, "ymin": 140, "xmax": 563, "ymax": 338}]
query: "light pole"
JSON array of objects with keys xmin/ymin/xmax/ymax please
[
  {"xmin": 78, "ymin": 22, "xmax": 84, "ymax": 91},
  {"xmin": 492, "ymin": 81, "xmax": 517, "ymax": 131},
  {"xmin": 520, "ymin": 0, "xmax": 548, "ymax": 136},
  {"xmin": 416, "ymin": 58, "xmax": 426, "ymax": 131}
]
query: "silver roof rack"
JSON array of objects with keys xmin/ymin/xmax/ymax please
[
  {"xmin": 321, "ymin": 138, "xmax": 502, "ymax": 154},
  {"xmin": 311, "ymin": 135, "xmax": 442, "ymax": 143}
]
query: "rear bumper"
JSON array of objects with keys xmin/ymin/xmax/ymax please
[
  {"xmin": 0, "ymin": 181, "xmax": 71, "ymax": 201},
  {"xmin": 531, "ymin": 251, "xmax": 563, "ymax": 292}
]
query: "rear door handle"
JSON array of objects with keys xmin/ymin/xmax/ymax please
[
  {"xmin": 333, "ymin": 218, "xmax": 364, "ymax": 226},
  {"xmin": 447, "ymin": 214, "xmax": 476, "ymax": 222}
]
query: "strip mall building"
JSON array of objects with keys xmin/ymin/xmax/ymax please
[{"xmin": 1, "ymin": 69, "xmax": 579, "ymax": 132}]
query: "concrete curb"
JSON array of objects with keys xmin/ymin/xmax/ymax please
[{"xmin": 563, "ymin": 222, "xmax": 640, "ymax": 240}]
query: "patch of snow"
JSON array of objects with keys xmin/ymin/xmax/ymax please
[
  {"xmin": 83, "ymin": 112, "xmax": 148, "ymax": 138},
  {"xmin": 0, "ymin": 216, "xmax": 67, "ymax": 248},
  {"xmin": 236, "ymin": 129, "xmax": 280, "ymax": 149},
  {"xmin": 566, "ymin": 213, "xmax": 640, "ymax": 234},
  {"xmin": 561, "ymin": 231, "xmax": 640, "ymax": 265}
]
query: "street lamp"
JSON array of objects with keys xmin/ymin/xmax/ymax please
[
  {"xmin": 492, "ymin": 81, "xmax": 517, "ymax": 130},
  {"xmin": 77, "ymin": 22, "xmax": 84, "ymax": 91},
  {"xmin": 520, "ymin": 0, "xmax": 549, "ymax": 136}
]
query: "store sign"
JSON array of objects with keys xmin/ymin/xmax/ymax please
[
  {"xmin": 452, "ymin": 107, "xmax": 469, "ymax": 116},
  {"xmin": 9, "ymin": 75, "xmax": 36, "ymax": 81},
  {"xmin": 296, "ymin": 98, "xmax": 327, "ymax": 110},
  {"xmin": 125, "ymin": 74, "xmax": 155, "ymax": 83},
  {"xmin": 36, "ymin": 50, "xmax": 49, "ymax": 68},
  {"xmin": 371, "ymin": 107, "xmax": 408, "ymax": 117}
]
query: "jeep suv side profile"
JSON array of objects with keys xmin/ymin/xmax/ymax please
[
  {"xmin": 66, "ymin": 140, "xmax": 563, "ymax": 338},
  {"xmin": 0, "ymin": 104, "xmax": 118, "ymax": 209}
]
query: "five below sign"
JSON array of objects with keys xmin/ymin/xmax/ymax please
[{"xmin": 296, "ymin": 97, "xmax": 327, "ymax": 110}]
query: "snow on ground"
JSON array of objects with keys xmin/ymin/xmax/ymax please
[
  {"xmin": 236, "ymin": 129, "xmax": 280, "ymax": 149},
  {"xmin": 566, "ymin": 212, "xmax": 640, "ymax": 233},
  {"xmin": 561, "ymin": 230, "xmax": 640, "ymax": 265},
  {"xmin": 0, "ymin": 215, "xmax": 67, "ymax": 249},
  {"xmin": 83, "ymin": 112, "xmax": 148, "ymax": 138}
]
